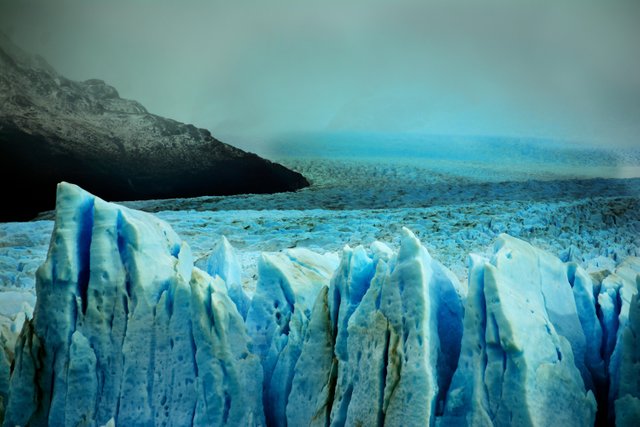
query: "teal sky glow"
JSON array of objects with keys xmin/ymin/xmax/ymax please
[{"xmin": 1, "ymin": 0, "xmax": 639, "ymax": 150}]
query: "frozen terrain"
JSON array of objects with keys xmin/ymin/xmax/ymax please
[
  {"xmin": 0, "ymin": 136, "xmax": 639, "ymax": 425},
  {"xmin": 4, "ymin": 196, "xmax": 639, "ymax": 293},
  {"xmin": 8, "ymin": 136, "xmax": 640, "ymax": 293},
  {"xmin": 1, "ymin": 183, "xmax": 638, "ymax": 426}
]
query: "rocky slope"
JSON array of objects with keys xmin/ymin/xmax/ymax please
[{"xmin": 0, "ymin": 34, "xmax": 308, "ymax": 221}]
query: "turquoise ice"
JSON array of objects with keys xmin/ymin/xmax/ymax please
[
  {"xmin": 441, "ymin": 235, "xmax": 597, "ymax": 426},
  {"xmin": 4, "ymin": 183, "xmax": 264, "ymax": 427},
  {"xmin": 2, "ymin": 183, "xmax": 637, "ymax": 426}
]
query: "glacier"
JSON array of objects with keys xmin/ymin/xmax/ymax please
[
  {"xmin": 441, "ymin": 236, "xmax": 598, "ymax": 426},
  {"xmin": 3, "ymin": 184, "xmax": 264, "ymax": 426},
  {"xmin": 245, "ymin": 247, "xmax": 339, "ymax": 426},
  {"xmin": 195, "ymin": 236, "xmax": 250, "ymax": 319},
  {"xmin": 0, "ymin": 182, "xmax": 638, "ymax": 426}
]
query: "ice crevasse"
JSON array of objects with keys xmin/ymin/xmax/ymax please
[{"xmin": 1, "ymin": 182, "xmax": 638, "ymax": 426}]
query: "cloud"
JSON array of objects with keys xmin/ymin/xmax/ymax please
[{"xmin": 1, "ymin": 0, "xmax": 639, "ymax": 149}]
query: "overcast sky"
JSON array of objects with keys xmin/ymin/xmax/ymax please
[{"xmin": 1, "ymin": 0, "xmax": 639, "ymax": 150}]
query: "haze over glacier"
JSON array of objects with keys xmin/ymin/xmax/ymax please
[
  {"xmin": 1, "ymin": 131, "xmax": 638, "ymax": 426},
  {"xmin": 1, "ymin": 1, "xmax": 639, "ymax": 426}
]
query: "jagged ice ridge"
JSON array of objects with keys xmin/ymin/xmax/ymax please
[{"xmin": 1, "ymin": 183, "xmax": 639, "ymax": 426}]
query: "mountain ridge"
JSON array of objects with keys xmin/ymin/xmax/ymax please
[{"xmin": 0, "ymin": 33, "xmax": 309, "ymax": 221}]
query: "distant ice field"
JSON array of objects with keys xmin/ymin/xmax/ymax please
[
  {"xmin": 2, "ymin": 135, "xmax": 639, "ymax": 296},
  {"xmin": 3, "ymin": 196, "xmax": 638, "ymax": 293},
  {"xmin": 110, "ymin": 134, "xmax": 640, "ymax": 213}
]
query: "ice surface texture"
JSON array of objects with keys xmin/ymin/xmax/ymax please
[
  {"xmin": 195, "ymin": 236, "xmax": 250, "ymax": 319},
  {"xmin": 3, "ymin": 183, "xmax": 639, "ymax": 426},
  {"xmin": 3, "ymin": 183, "xmax": 264, "ymax": 426},
  {"xmin": 245, "ymin": 247, "xmax": 338, "ymax": 426},
  {"xmin": 442, "ymin": 236, "xmax": 598, "ymax": 426}
]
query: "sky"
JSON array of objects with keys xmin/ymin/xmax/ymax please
[{"xmin": 1, "ymin": 0, "xmax": 639, "ymax": 150}]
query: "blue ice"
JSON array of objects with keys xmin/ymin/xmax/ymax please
[{"xmin": 2, "ymin": 183, "xmax": 637, "ymax": 426}]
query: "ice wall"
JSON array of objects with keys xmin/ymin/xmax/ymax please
[
  {"xmin": 245, "ymin": 247, "xmax": 339, "ymax": 426},
  {"xmin": 2, "ymin": 183, "xmax": 638, "ymax": 426},
  {"xmin": 286, "ymin": 230, "xmax": 465, "ymax": 427},
  {"xmin": 3, "ymin": 183, "xmax": 264, "ymax": 427},
  {"xmin": 195, "ymin": 236, "xmax": 250, "ymax": 319},
  {"xmin": 441, "ymin": 235, "xmax": 598, "ymax": 426},
  {"xmin": 598, "ymin": 257, "xmax": 640, "ymax": 425}
]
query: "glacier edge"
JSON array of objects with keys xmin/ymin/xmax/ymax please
[{"xmin": 1, "ymin": 182, "xmax": 638, "ymax": 427}]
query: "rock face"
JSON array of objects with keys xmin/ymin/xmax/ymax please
[
  {"xmin": 0, "ymin": 34, "xmax": 308, "ymax": 221},
  {"xmin": 2, "ymin": 183, "xmax": 638, "ymax": 426}
]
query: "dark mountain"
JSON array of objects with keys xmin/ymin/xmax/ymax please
[{"xmin": 0, "ymin": 34, "xmax": 308, "ymax": 221}]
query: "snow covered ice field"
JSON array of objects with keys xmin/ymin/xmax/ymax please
[
  {"xmin": 1, "ymin": 135, "xmax": 640, "ymax": 425},
  {"xmin": 3, "ymin": 136, "xmax": 640, "ymax": 292}
]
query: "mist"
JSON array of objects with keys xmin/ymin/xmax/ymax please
[{"xmin": 1, "ymin": 0, "xmax": 639, "ymax": 151}]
